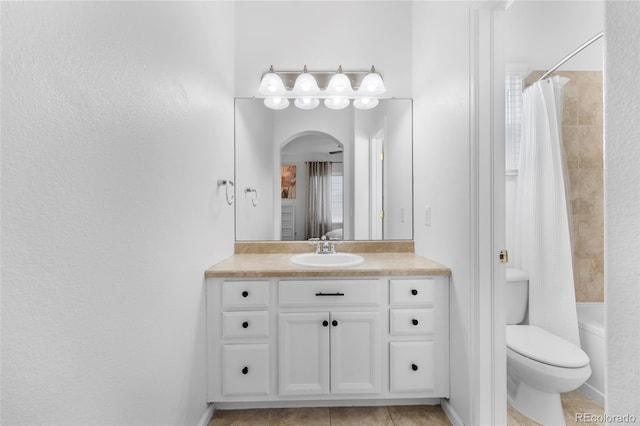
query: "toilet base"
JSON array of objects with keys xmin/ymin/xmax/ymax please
[{"xmin": 508, "ymin": 381, "xmax": 565, "ymax": 426}]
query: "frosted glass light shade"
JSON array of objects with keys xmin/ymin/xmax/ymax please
[
  {"xmin": 264, "ymin": 97, "xmax": 290, "ymax": 110},
  {"xmin": 358, "ymin": 68, "xmax": 386, "ymax": 96},
  {"xmin": 324, "ymin": 97, "xmax": 350, "ymax": 110},
  {"xmin": 326, "ymin": 72, "xmax": 353, "ymax": 97},
  {"xmin": 293, "ymin": 72, "xmax": 319, "ymax": 96},
  {"xmin": 259, "ymin": 72, "xmax": 286, "ymax": 96},
  {"xmin": 353, "ymin": 97, "xmax": 379, "ymax": 110},
  {"xmin": 294, "ymin": 97, "xmax": 320, "ymax": 110}
]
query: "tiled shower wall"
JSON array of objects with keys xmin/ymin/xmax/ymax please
[{"xmin": 527, "ymin": 71, "xmax": 604, "ymax": 302}]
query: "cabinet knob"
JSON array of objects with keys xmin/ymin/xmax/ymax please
[
  {"xmin": 242, "ymin": 321, "xmax": 249, "ymax": 329},
  {"xmin": 332, "ymin": 320, "xmax": 338, "ymax": 327},
  {"xmin": 411, "ymin": 319, "xmax": 419, "ymax": 326},
  {"xmin": 242, "ymin": 366, "xmax": 249, "ymax": 375},
  {"xmin": 411, "ymin": 363, "xmax": 419, "ymax": 371},
  {"xmin": 241, "ymin": 291, "xmax": 249, "ymax": 298},
  {"xmin": 322, "ymin": 320, "xmax": 329, "ymax": 327},
  {"xmin": 411, "ymin": 289, "xmax": 418, "ymax": 296}
]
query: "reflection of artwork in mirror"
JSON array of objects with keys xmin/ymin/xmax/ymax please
[{"xmin": 281, "ymin": 165, "xmax": 296, "ymax": 199}]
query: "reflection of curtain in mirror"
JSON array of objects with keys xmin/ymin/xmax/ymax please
[{"xmin": 305, "ymin": 161, "xmax": 332, "ymax": 239}]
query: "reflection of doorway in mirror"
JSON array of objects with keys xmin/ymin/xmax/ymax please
[
  {"xmin": 370, "ymin": 128, "xmax": 384, "ymax": 240},
  {"xmin": 281, "ymin": 165, "xmax": 296, "ymax": 199}
]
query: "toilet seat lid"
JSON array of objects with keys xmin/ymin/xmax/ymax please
[{"xmin": 506, "ymin": 325, "xmax": 590, "ymax": 368}]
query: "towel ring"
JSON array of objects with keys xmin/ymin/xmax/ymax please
[
  {"xmin": 217, "ymin": 179, "xmax": 234, "ymax": 205},
  {"xmin": 244, "ymin": 187, "xmax": 258, "ymax": 207}
]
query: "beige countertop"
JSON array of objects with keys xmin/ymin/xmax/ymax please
[{"xmin": 204, "ymin": 252, "xmax": 451, "ymax": 278}]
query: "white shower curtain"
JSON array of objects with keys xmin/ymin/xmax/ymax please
[{"xmin": 513, "ymin": 76, "xmax": 580, "ymax": 346}]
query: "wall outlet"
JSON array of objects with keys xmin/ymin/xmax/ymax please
[{"xmin": 424, "ymin": 205, "xmax": 431, "ymax": 226}]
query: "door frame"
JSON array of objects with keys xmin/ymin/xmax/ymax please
[{"xmin": 468, "ymin": 3, "xmax": 507, "ymax": 425}]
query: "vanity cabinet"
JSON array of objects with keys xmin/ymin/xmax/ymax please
[
  {"xmin": 206, "ymin": 275, "xmax": 449, "ymax": 405},
  {"xmin": 279, "ymin": 311, "xmax": 380, "ymax": 396}
]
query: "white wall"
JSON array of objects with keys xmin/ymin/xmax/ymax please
[
  {"xmin": 505, "ymin": 1, "xmax": 604, "ymax": 72},
  {"xmin": 412, "ymin": 2, "xmax": 472, "ymax": 425},
  {"xmin": 235, "ymin": 100, "xmax": 276, "ymax": 240},
  {"xmin": 383, "ymin": 100, "xmax": 413, "ymax": 240},
  {"xmin": 604, "ymin": 1, "xmax": 640, "ymax": 419},
  {"xmin": 1, "ymin": 2, "xmax": 235, "ymax": 424},
  {"xmin": 234, "ymin": 1, "xmax": 412, "ymax": 99}
]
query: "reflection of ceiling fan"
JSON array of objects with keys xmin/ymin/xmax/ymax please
[{"xmin": 329, "ymin": 149, "xmax": 343, "ymax": 155}]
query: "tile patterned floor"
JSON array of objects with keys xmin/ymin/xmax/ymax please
[
  {"xmin": 508, "ymin": 391, "xmax": 605, "ymax": 426},
  {"xmin": 208, "ymin": 391, "xmax": 603, "ymax": 425},
  {"xmin": 208, "ymin": 405, "xmax": 451, "ymax": 426}
]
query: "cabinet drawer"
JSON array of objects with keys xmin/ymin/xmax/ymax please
[
  {"xmin": 390, "ymin": 309, "xmax": 434, "ymax": 335},
  {"xmin": 390, "ymin": 279, "xmax": 434, "ymax": 306},
  {"xmin": 390, "ymin": 341, "xmax": 435, "ymax": 393},
  {"xmin": 223, "ymin": 311, "xmax": 269, "ymax": 338},
  {"xmin": 279, "ymin": 280, "xmax": 379, "ymax": 307},
  {"xmin": 222, "ymin": 344, "xmax": 270, "ymax": 396},
  {"xmin": 223, "ymin": 281, "xmax": 269, "ymax": 309}
]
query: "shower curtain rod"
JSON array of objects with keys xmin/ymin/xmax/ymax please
[{"xmin": 535, "ymin": 32, "xmax": 604, "ymax": 82}]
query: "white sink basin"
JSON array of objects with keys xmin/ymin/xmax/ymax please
[{"xmin": 289, "ymin": 252, "xmax": 364, "ymax": 268}]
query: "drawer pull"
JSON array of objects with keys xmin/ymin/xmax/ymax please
[
  {"xmin": 332, "ymin": 320, "xmax": 338, "ymax": 327},
  {"xmin": 241, "ymin": 291, "xmax": 249, "ymax": 298},
  {"xmin": 315, "ymin": 292, "xmax": 345, "ymax": 296},
  {"xmin": 322, "ymin": 320, "xmax": 329, "ymax": 327},
  {"xmin": 411, "ymin": 319, "xmax": 419, "ymax": 326},
  {"xmin": 242, "ymin": 366, "xmax": 249, "ymax": 375},
  {"xmin": 411, "ymin": 363, "xmax": 419, "ymax": 371},
  {"xmin": 242, "ymin": 321, "xmax": 249, "ymax": 329},
  {"xmin": 411, "ymin": 289, "xmax": 418, "ymax": 296}
]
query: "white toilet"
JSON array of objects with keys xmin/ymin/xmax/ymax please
[{"xmin": 506, "ymin": 268, "xmax": 592, "ymax": 426}]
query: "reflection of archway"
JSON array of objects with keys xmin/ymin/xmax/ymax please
[{"xmin": 279, "ymin": 131, "xmax": 344, "ymax": 241}]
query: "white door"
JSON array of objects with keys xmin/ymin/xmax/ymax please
[
  {"xmin": 278, "ymin": 312, "xmax": 330, "ymax": 396},
  {"xmin": 330, "ymin": 311, "xmax": 381, "ymax": 394},
  {"xmin": 370, "ymin": 129, "xmax": 384, "ymax": 239}
]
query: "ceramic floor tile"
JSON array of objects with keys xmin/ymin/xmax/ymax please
[
  {"xmin": 329, "ymin": 406, "xmax": 393, "ymax": 426},
  {"xmin": 507, "ymin": 391, "xmax": 604, "ymax": 426},
  {"xmin": 387, "ymin": 405, "xmax": 452, "ymax": 426}
]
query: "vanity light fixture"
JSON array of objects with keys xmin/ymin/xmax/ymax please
[
  {"xmin": 258, "ymin": 66, "xmax": 286, "ymax": 96},
  {"xmin": 353, "ymin": 97, "xmax": 379, "ymax": 110},
  {"xmin": 324, "ymin": 97, "xmax": 350, "ymax": 110},
  {"xmin": 263, "ymin": 97, "xmax": 289, "ymax": 110},
  {"xmin": 292, "ymin": 66, "xmax": 320, "ymax": 96},
  {"xmin": 294, "ymin": 97, "xmax": 320, "ymax": 110},
  {"xmin": 258, "ymin": 65, "xmax": 386, "ymax": 110}
]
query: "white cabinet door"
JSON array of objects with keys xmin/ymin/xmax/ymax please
[
  {"xmin": 330, "ymin": 312, "xmax": 381, "ymax": 394},
  {"xmin": 222, "ymin": 344, "xmax": 270, "ymax": 396},
  {"xmin": 389, "ymin": 341, "xmax": 435, "ymax": 393},
  {"xmin": 279, "ymin": 312, "xmax": 330, "ymax": 396}
]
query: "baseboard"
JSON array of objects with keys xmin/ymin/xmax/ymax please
[
  {"xmin": 196, "ymin": 403, "xmax": 215, "ymax": 426},
  {"xmin": 578, "ymin": 383, "xmax": 604, "ymax": 406},
  {"xmin": 213, "ymin": 398, "xmax": 442, "ymax": 410},
  {"xmin": 441, "ymin": 398, "xmax": 464, "ymax": 426}
]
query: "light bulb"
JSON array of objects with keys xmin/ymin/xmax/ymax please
[
  {"xmin": 258, "ymin": 66, "xmax": 286, "ymax": 96},
  {"xmin": 324, "ymin": 97, "xmax": 350, "ymax": 110},
  {"xmin": 264, "ymin": 97, "xmax": 290, "ymax": 110},
  {"xmin": 358, "ymin": 66, "xmax": 386, "ymax": 96},
  {"xmin": 293, "ymin": 67, "xmax": 319, "ymax": 96},
  {"xmin": 326, "ymin": 67, "xmax": 354, "ymax": 97},
  {"xmin": 294, "ymin": 97, "xmax": 320, "ymax": 110},
  {"xmin": 353, "ymin": 97, "xmax": 379, "ymax": 110}
]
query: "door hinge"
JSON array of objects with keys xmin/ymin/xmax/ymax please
[
  {"xmin": 379, "ymin": 152, "xmax": 384, "ymax": 161},
  {"xmin": 380, "ymin": 210, "xmax": 384, "ymax": 219},
  {"xmin": 499, "ymin": 250, "xmax": 509, "ymax": 264}
]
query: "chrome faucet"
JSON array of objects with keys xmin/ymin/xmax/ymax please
[{"xmin": 308, "ymin": 235, "xmax": 339, "ymax": 254}]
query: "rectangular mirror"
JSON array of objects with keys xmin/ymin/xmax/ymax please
[{"xmin": 235, "ymin": 98, "xmax": 413, "ymax": 241}]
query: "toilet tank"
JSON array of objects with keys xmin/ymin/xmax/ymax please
[{"xmin": 506, "ymin": 268, "xmax": 529, "ymax": 325}]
